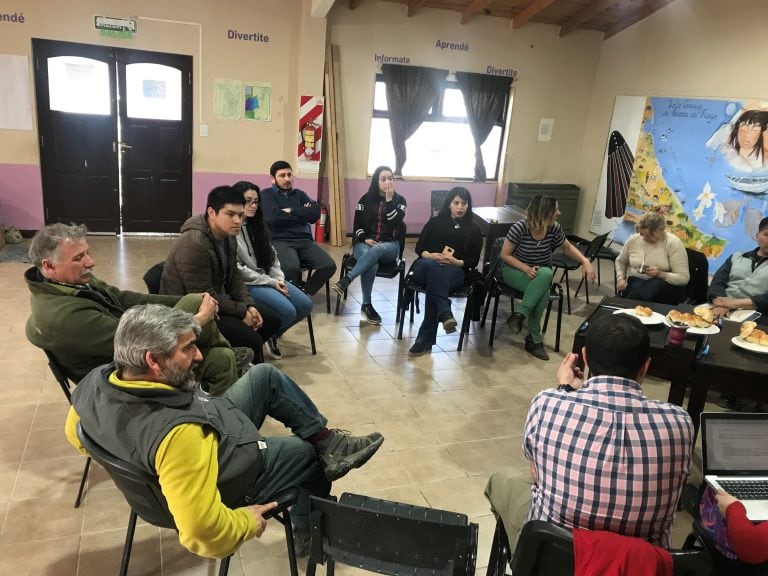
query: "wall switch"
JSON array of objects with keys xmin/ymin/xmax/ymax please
[{"xmin": 199, "ymin": 124, "xmax": 209, "ymax": 137}]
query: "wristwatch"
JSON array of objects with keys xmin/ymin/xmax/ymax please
[{"xmin": 558, "ymin": 383, "xmax": 577, "ymax": 392}]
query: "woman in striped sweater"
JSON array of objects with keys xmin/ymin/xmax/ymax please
[{"xmin": 501, "ymin": 195, "xmax": 595, "ymax": 360}]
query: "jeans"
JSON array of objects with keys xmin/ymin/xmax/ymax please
[
  {"xmin": 621, "ymin": 276, "xmax": 686, "ymax": 305},
  {"xmin": 501, "ymin": 264, "xmax": 554, "ymax": 344},
  {"xmin": 348, "ymin": 241, "xmax": 400, "ymax": 304},
  {"xmin": 409, "ymin": 258, "xmax": 465, "ymax": 346},
  {"xmin": 223, "ymin": 364, "xmax": 331, "ymax": 529},
  {"xmin": 274, "ymin": 238, "xmax": 337, "ymax": 295},
  {"xmin": 247, "ymin": 283, "xmax": 313, "ymax": 337}
]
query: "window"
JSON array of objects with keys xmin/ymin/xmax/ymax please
[
  {"xmin": 367, "ymin": 74, "xmax": 507, "ymax": 180},
  {"xmin": 125, "ymin": 63, "xmax": 182, "ymax": 121},
  {"xmin": 48, "ymin": 56, "xmax": 111, "ymax": 115}
]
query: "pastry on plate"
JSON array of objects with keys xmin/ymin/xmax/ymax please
[
  {"xmin": 634, "ymin": 305, "xmax": 653, "ymax": 317},
  {"xmin": 667, "ymin": 310, "xmax": 711, "ymax": 328},
  {"xmin": 693, "ymin": 305, "xmax": 714, "ymax": 324},
  {"xmin": 740, "ymin": 321, "xmax": 757, "ymax": 340}
]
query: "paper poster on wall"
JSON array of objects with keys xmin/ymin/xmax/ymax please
[
  {"xmin": 213, "ymin": 79, "xmax": 241, "ymax": 120},
  {"xmin": 297, "ymin": 95, "xmax": 324, "ymax": 172},
  {"xmin": 593, "ymin": 96, "xmax": 768, "ymax": 270},
  {"xmin": 0, "ymin": 54, "xmax": 33, "ymax": 130},
  {"xmin": 244, "ymin": 82, "xmax": 271, "ymax": 121}
]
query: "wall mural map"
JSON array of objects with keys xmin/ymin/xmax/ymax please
[{"xmin": 624, "ymin": 97, "xmax": 768, "ymax": 270}]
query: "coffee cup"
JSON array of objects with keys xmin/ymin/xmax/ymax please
[{"xmin": 667, "ymin": 321, "xmax": 689, "ymax": 346}]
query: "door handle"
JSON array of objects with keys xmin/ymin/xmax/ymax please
[{"xmin": 119, "ymin": 142, "xmax": 133, "ymax": 151}]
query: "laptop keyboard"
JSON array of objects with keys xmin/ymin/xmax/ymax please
[{"xmin": 718, "ymin": 480, "xmax": 768, "ymax": 500}]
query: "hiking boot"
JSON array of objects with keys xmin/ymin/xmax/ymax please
[
  {"xmin": 524, "ymin": 335, "xmax": 549, "ymax": 361},
  {"xmin": 266, "ymin": 337, "xmax": 283, "ymax": 360},
  {"xmin": 233, "ymin": 347, "xmax": 254, "ymax": 377},
  {"xmin": 439, "ymin": 311, "xmax": 457, "ymax": 334},
  {"xmin": 315, "ymin": 429, "xmax": 385, "ymax": 481},
  {"xmin": 506, "ymin": 312, "xmax": 525, "ymax": 335},
  {"xmin": 292, "ymin": 528, "xmax": 311, "ymax": 558},
  {"xmin": 361, "ymin": 303, "xmax": 382, "ymax": 325},
  {"xmin": 332, "ymin": 276, "xmax": 351, "ymax": 296},
  {"xmin": 408, "ymin": 340, "xmax": 432, "ymax": 357}
]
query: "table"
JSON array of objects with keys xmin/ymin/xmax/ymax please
[
  {"xmin": 571, "ymin": 296, "xmax": 698, "ymax": 407},
  {"xmin": 686, "ymin": 320, "xmax": 768, "ymax": 438},
  {"xmin": 472, "ymin": 206, "xmax": 524, "ymax": 272}
]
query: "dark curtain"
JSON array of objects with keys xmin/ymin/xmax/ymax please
[
  {"xmin": 455, "ymin": 72, "xmax": 513, "ymax": 181},
  {"xmin": 382, "ymin": 64, "xmax": 448, "ymax": 175}
]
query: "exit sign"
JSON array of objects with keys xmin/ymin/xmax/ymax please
[{"xmin": 94, "ymin": 15, "xmax": 137, "ymax": 34}]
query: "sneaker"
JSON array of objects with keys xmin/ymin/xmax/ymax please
[
  {"xmin": 292, "ymin": 529, "xmax": 311, "ymax": 558},
  {"xmin": 233, "ymin": 347, "xmax": 255, "ymax": 377},
  {"xmin": 315, "ymin": 429, "xmax": 385, "ymax": 481},
  {"xmin": 361, "ymin": 303, "xmax": 382, "ymax": 325},
  {"xmin": 524, "ymin": 335, "xmax": 549, "ymax": 361},
  {"xmin": 408, "ymin": 340, "xmax": 432, "ymax": 356},
  {"xmin": 439, "ymin": 311, "xmax": 457, "ymax": 334},
  {"xmin": 506, "ymin": 312, "xmax": 525, "ymax": 335},
  {"xmin": 332, "ymin": 276, "xmax": 351, "ymax": 296},
  {"xmin": 266, "ymin": 337, "xmax": 283, "ymax": 360}
]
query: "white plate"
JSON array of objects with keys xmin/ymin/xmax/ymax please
[
  {"xmin": 663, "ymin": 317, "xmax": 720, "ymax": 335},
  {"xmin": 731, "ymin": 336, "xmax": 768, "ymax": 354},
  {"xmin": 613, "ymin": 308, "xmax": 665, "ymax": 325}
]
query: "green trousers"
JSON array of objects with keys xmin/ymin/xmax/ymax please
[
  {"xmin": 174, "ymin": 294, "xmax": 237, "ymax": 396},
  {"xmin": 501, "ymin": 265, "xmax": 553, "ymax": 344}
]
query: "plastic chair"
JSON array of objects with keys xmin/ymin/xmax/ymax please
[
  {"xmin": 480, "ymin": 237, "xmax": 563, "ymax": 351},
  {"xmin": 683, "ymin": 248, "xmax": 709, "ymax": 304},
  {"xmin": 683, "ymin": 519, "xmax": 768, "ymax": 576},
  {"xmin": 306, "ymin": 492, "xmax": 478, "ymax": 576},
  {"xmin": 490, "ymin": 519, "xmax": 711, "ymax": 576},
  {"xmin": 300, "ymin": 265, "xmax": 331, "ymax": 314},
  {"xmin": 551, "ymin": 232, "xmax": 609, "ymax": 314},
  {"xmin": 334, "ymin": 235, "xmax": 406, "ymax": 317},
  {"xmin": 42, "ymin": 350, "xmax": 91, "ymax": 508},
  {"xmin": 76, "ymin": 422, "xmax": 300, "ymax": 576},
  {"xmin": 143, "ymin": 262, "xmax": 317, "ymax": 355},
  {"xmin": 396, "ymin": 262, "xmax": 478, "ymax": 352}
]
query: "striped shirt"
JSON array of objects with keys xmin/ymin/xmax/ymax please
[
  {"xmin": 523, "ymin": 375, "xmax": 693, "ymax": 547},
  {"xmin": 505, "ymin": 220, "xmax": 566, "ymax": 267}
]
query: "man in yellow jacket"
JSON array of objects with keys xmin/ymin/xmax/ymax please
[{"xmin": 65, "ymin": 304, "xmax": 384, "ymax": 559}]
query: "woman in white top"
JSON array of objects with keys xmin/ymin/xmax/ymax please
[
  {"xmin": 233, "ymin": 181, "xmax": 314, "ymax": 359},
  {"xmin": 616, "ymin": 211, "xmax": 690, "ymax": 304}
]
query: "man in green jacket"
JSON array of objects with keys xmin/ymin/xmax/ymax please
[{"xmin": 25, "ymin": 223, "xmax": 244, "ymax": 395}]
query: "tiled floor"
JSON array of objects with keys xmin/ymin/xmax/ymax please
[{"xmin": 0, "ymin": 235, "xmax": 709, "ymax": 575}]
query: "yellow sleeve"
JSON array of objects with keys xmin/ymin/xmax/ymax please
[
  {"xmin": 155, "ymin": 424, "xmax": 259, "ymax": 559},
  {"xmin": 64, "ymin": 406, "xmax": 88, "ymax": 455}
]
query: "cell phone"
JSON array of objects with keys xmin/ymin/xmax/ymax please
[{"xmin": 442, "ymin": 246, "xmax": 455, "ymax": 256}]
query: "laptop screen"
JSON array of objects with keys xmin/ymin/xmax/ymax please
[{"xmin": 703, "ymin": 413, "xmax": 768, "ymax": 476}]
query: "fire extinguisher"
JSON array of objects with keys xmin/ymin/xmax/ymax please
[{"xmin": 315, "ymin": 204, "xmax": 327, "ymax": 244}]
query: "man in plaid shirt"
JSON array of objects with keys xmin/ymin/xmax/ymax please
[{"xmin": 486, "ymin": 314, "xmax": 693, "ymax": 548}]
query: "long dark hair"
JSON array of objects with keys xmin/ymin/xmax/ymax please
[
  {"xmin": 232, "ymin": 180, "xmax": 275, "ymax": 270},
  {"xmin": 364, "ymin": 165, "xmax": 394, "ymax": 204},
  {"xmin": 438, "ymin": 186, "xmax": 474, "ymax": 226},
  {"xmin": 728, "ymin": 109, "xmax": 764, "ymax": 160}
]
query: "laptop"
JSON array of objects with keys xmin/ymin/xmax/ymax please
[{"xmin": 702, "ymin": 412, "xmax": 768, "ymax": 521}]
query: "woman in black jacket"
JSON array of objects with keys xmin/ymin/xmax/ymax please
[
  {"xmin": 332, "ymin": 165, "xmax": 406, "ymax": 324},
  {"xmin": 408, "ymin": 186, "xmax": 482, "ymax": 356}
]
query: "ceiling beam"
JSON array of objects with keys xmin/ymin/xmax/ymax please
[
  {"xmin": 460, "ymin": 0, "xmax": 493, "ymax": 25},
  {"xmin": 559, "ymin": 0, "xmax": 615, "ymax": 37},
  {"xmin": 407, "ymin": 0, "xmax": 429, "ymax": 17},
  {"xmin": 311, "ymin": 0, "xmax": 337, "ymax": 18},
  {"xmin": 348, "ymin": 0, "xmax": 364, "ymax": 9},
  {"xmin": 513, "ymin": 0, "xmax": 558, "ymax": 29},
  {"xmin": 603, "ymin": 0, "xmax": 677, "ymax": 39}
]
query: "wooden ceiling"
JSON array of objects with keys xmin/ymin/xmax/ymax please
[{"xmin": 346, "ymin": 0, "xmax": 679, "ymax": 39}]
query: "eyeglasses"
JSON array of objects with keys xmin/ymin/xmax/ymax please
[{"xmin": 245, "ymin": 199, "xmax": 259, "ymax": 206}]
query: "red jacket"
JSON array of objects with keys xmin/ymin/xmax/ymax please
[{"xmin": 573, "ymin": 529, "xmax": 673, "ymax": 576}]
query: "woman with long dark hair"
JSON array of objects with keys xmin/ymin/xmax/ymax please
[
  {"xmin": 233, "ymin": 181, "xmax": 313, "ymax": 358},
  {"xmin": 332, "ymin": 165, "xmax": 407, "ymax": 324},
  {"xmin": 408, "ymin": 186, "xmax": 482, "ymax": 356}
]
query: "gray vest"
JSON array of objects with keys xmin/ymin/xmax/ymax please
[
  {"xmin": 726, "ymin": 252, "xmax": 768, "ymax": 301},
  {"xmin": 73, "ymin": 365, "xmax": 266, "ymax": 507}
]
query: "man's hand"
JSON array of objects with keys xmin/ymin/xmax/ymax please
[
  {"xmin": 557, "ymin": 352, "xmax": 584, "ymax": 389},
  {"xmin": 243, "ymin": 307, "xmax": 263, "ymax": 330},
  {"xmin": 711, "ymin": 305, "xmax": 730, "ymax": 319},
  {"xmin": 364, "ymin": 239, "xmax": 378, "ymax": 247},
  {"xmin": 712, "ymin": 296, "xmax": 739, "ymax": 309},
  {"xmin": 715, "ymin": 491, "xmax": 738, "ymax": 518},
  {"xmin": 194, "ymin": 293, "xmax": 219, "ymax": 325},
  {"xmin": 274, "ymin": 281, "xmax": 289, "ymax": 296},
  {"xmin": 244, "ymin": 501, "xmax": 279, "ymax": 538}
]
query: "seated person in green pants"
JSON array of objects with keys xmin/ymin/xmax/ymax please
[{"xmin": 500, "ymin": 195, "xmax": 595, "ymax": 360}]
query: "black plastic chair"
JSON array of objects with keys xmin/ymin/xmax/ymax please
[
  {"xmin": 684, "ymin": 248, "xmax": 709, "ymax": 305},
  {"xmin": 551, "ymin": 232, "xmax": 609, "ymax": 314},
  {"xmin": 43, "ymin": 349, "xmax": 91, "ymax": 508},
  {"xmin": 306, "ymin": 492, "xmax": 478, "ymax": 576},
  {"xmin": 76, "ymin": 422, "xmax": 300, "ymax": 576},
  {"xmin": 301, "ymin": 266, "xmax": 331, "ymax": 314},
  {"xmin": 144, "ymin": 262, "xmax": 317, "ymax": 356},
  {"xmin": 396, "ymin": 262, "xmax": 477, "ymax": 352},
  {"xmin": 480, "ymin": 237, "xmax": 563, "ymax": 352},
  {"xmin": 490, "ymin": 519, "xmax": 711, "ymax": 576},
  {"xmin": 334, "ymin": 235, "xmax": 406, "ymax": 317},
  {"xmin": 683, "ymin": 518, "xmax": 768, "ymax": 576}
]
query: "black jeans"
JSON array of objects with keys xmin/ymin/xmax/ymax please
[
  {"xmin": 274, "ymin": 238, "xmax": 337, "ymax": 295},
  {"xmin": 216, "ymin": 304, "xmax": 281, "ymax": 363}
]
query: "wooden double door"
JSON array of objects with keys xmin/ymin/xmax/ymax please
[{"xmin": 33, "ymin": 39, "xmax": 193, "ymax": 233}]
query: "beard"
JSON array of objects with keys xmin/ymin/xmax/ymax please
[{"xmin": 160, "ymin": 360, "xmax": 199, "ymax": 392}]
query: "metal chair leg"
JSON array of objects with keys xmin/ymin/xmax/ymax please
[
  {"xmin": 488, "ymin": 295, "xmax": 500, "ymax": 347},
  {"xmin": 218, "ymin": 555, "xmax": 231, "ymax": 576},
  {"xmin": 563, "ymin": 270, "xmax": 571, "ymax": 314},
  {"xmin": 325, "ymin": 281, "xmax": 331, "ymax": 313},
  {"xmin": 306, "ymin": 314, "xmax": 317, "ymax": 355},
  {"xmin": 119, "ymin": 510, "xmax": 138, "ymax": 576},
  {"xmin": 74, "ymin": 456, "xmax": 91, "ymax": 508}
]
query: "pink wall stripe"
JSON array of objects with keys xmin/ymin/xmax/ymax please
[{"xmin": 0, "ymin": 164, "xmax": 44, "ymax": 230}]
